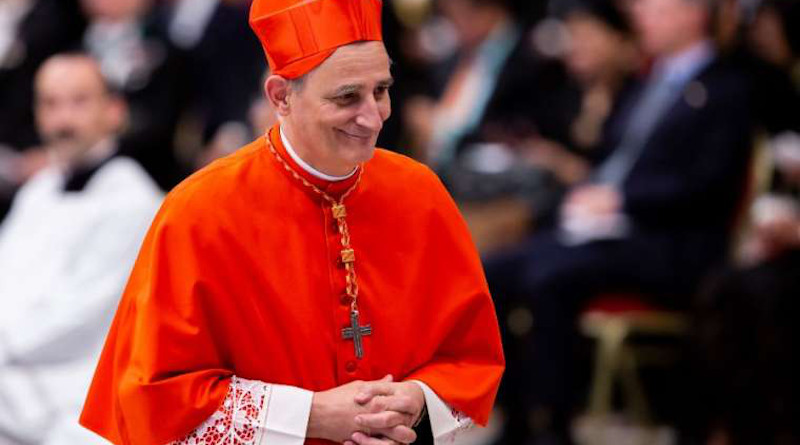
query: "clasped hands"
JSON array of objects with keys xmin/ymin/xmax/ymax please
[{"xmin": 308, "ymin": 375, "xmax": 425, "ymax": 445}]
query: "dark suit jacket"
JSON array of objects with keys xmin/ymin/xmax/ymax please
[
  {"xmin": 599, "ymin": 56, "xmax": 754, "ymax": 270},
  {"xmin": 177, "ymin": 2, "xmax": 264, "ymax": 143}
]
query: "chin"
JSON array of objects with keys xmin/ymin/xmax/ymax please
[
  {"xmin": 53, "ymin": 142, "xmax": 90, "ymax": 164},
  {"xmin": 333, "ymin": 131, "xmax": 378, "ymax": 163},
  {"xmin": 345, "ymin": 143, "xmax": 376, "ymax": 165}
]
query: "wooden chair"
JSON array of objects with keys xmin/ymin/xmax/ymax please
[
  {"xmin": 579, "ymin": 136, "xmax": 773, "ymax": 423},
  {"xmin": 580, "ymin": 294, "xmax": 688, "ymax": 423}
]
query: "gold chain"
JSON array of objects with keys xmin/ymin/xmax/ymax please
[{"xmin": 264, "ymin": 134, "xmax": 364, "ymax": 312}]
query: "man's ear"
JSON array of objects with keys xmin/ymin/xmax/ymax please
[{"xmin": 265, "ymin": 75, "xmax": 292, "ymax": 116}]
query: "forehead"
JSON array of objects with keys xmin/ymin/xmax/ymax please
[
  {"xmin": 81, "ymin": 0, "xmax": 149, "ymax": 16},
  {"xmin": 37, "ymin": 58, "xmax": 106, "ymax": 96},
  {"xmin": 306, "ymin": 41, "xmax": 392, "ymax": 91},
  {"xmin": 638, "ymin": 0, "xmax": 693, "ymax": 11}
]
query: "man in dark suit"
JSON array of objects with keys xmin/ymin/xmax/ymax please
[{"xmin": 485, "ymin": 0, "xmax": 753, "ymax": 442}]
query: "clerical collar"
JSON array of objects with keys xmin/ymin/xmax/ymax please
[
  {"xmin": 61, "ymin": 139, "xmax": 118, "ymax": 192},
  {"xmin": 280, "ymin": 126, "xmax": 356, "ymax": 182}
]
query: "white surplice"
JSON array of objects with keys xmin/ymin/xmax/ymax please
[{"xmin": 0, "ymin": 156, "xmax": 163, "ymax": 444}]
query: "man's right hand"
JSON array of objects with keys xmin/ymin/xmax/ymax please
[{"xmin": 306, "ymin": 375, "xmax": 417, "ymax": 444}]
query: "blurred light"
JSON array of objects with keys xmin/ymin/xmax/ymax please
[
  {"xmin": 683, "ymin": 81, "xmax": 708, "ymax": 109},
  {"xmin": 508, "ymin": 307, "xmax": 534, "ymax": 337},
  {"xmin": 531, "ymin": 17, "xmax": 570, "ymax": 59},
  {"xmin": 392, "ymin": 0, "xmax": 433, "ymax": 28},
  {"xmin": 417, "ymin": 17, "xmax": 459, "ymax": 61}
]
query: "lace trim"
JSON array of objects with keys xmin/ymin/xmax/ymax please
[
  {"xmin": 171, "ymin": 376, "xmax": 271, "ymax": 445},
  {"xmin": 452, "ymin": 408, "xmax": 472, "ymax": 428},
  {"xmin": 437, "ymin": 408, "xmax": 473, "ymax": 444}
]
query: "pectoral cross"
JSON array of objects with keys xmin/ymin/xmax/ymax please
[{"xmin": 341, "ymin": 310, "xmax": 372, "ymax": 359}]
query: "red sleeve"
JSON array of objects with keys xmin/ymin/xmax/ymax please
[
  {"xmin": 405, "ymin": 172, "xmax": 505, "ymax": 426},
  {"xmin": 80, "ymin": 193, "xmax": 233, "ymax": 445}
]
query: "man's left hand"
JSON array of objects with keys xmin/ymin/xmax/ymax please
[{"xmin": 344, "ymin": 380, "xmax": 425, "ymax": 445}]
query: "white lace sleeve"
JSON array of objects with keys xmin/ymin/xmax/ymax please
[
  {"xmin": 171, "ymin": 376, "xmax": 271, "ymax": 445},
  {"xmin": 411, "ymin": 381, "xmax": 474, "ymax": 444},
  {"xmin": 170, "ymin": 376, "xmax": 313, "ymax": 445}
]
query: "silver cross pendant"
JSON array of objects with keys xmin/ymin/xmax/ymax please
[{"xmin": 341, "ymin": 310, "xmax": 372, "ymax": 359}]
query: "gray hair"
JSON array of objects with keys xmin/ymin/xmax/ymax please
[{"xmin": 288, "ymin": 73, "xmax": 307, "ymax": 93}]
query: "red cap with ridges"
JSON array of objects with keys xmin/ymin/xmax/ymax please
[{"xmin": 249, "ymin": 0, "xmax": 384, "ymax": 79}]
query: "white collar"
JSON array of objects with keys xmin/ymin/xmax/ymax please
[
  {"xmin": 653, "ymin": 40, "xmax": 715, "ymax": 85},
  {"xmin": 279, "ymin": 126, "xmax": 356, "ymax": 182}
]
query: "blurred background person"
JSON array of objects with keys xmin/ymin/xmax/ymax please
[
  {"xmin": 687, "ymin": 84, "xmax": 800, "ymax": 445},
  {"xmin": 396, "ymin": 0, "xmax": 581, "ymax": 255},
  {"xmin": 163, "ymin": 0, "xmax": 266, "ymax": 169},
  {"xmin": 521, "ymin": 0, "xmax": 642, "ymax": 225},
  {"xmin": 680, "ymin": 4, "xmax": 800, "ymax": 442},
  {"xmin": 0, "ymin": 53, "xmax": 162, "ymax": 445},
  {"xmin": 691, "ymin": 175, "xmax": 799, "ymax": 445},
  {"xmin": 682, "ymin": 3, "xmax": 800, "ymax": 442},
  {"xmin": 485, "ymin": 0, "xmax": 754, "ymax": 442},
  {"xmin": 80, "ymin": 0, "xmax": 269, "ymax": 182},
  {"xmin": 403, "ymin": 0, "xmax": 577, "ymax": 184},
  {"xmin": 79, "ymin": 0, "xmax": 189, "ymax": 190},
  {"xmin": 713, "ymin": 0, "xmax": 800, "ymax": 136},
  {"xmin": 741, "ymin": 0, "xmax": 800, "ymax": 134},
  {"xmin": 0, "ymin": 0, "xmax": 86, "ymax": 221},
  {"xmin": 558, "ymin": 0, "xmax": 640, "ymax": 152}
]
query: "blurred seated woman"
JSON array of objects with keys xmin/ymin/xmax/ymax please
[{"xmin": 522, "ymin": 0, "xmax": 641, "ymax": 193}]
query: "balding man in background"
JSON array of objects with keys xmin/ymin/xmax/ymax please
[{"xmin": 0, "ymin": 53, "xmax": 162, "ymax": 444}]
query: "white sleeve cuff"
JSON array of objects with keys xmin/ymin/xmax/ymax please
[
  {"xmin": 411, "ymin": 380, "xmax": 473, "ymax": 444},
  {"xmin": 169, "ymin": 377, "xmax": 312, "ymax": 445},
  {"xmin": 260, "ymin": 384, "xmax": 313, "ymax": 445}
]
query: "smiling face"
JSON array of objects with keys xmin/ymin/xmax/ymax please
[{"xmin": 273, "ymin": 41, "xmax": 393, "ymax": 176}]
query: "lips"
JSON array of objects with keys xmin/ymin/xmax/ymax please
[{"xmin": 337, "ymin": 128, "xmax": 372, "ymax": 141}]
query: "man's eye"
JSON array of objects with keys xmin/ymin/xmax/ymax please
[
  {"xmin": 374, "ymin": 86, "xmax": 389, "ymax": 98},
  {"xmin": 334, "ymin": 93, "xmax": 359, "ymax": 105}
]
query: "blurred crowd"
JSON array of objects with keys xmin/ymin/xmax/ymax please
[{"xmin": 0, "ymin": 0, "xmax": 798, "ymax": 444}]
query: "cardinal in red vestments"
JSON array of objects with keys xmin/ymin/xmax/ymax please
[{"xmin": 79, "ymin": 1, "xmax": 504, "ymax": 444}]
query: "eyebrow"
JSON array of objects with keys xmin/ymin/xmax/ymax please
[{"xmin": 330, "ymin": 84, "xmax": 361, "ymax": 97}]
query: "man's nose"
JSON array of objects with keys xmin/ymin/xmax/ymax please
[
  {"xmin": 50, "ymin": 105, "xmax": 79, "ymax": 128},
  {"xmin": 355, "ymin": 96, "xmax": 384, "ymax": 133}
]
